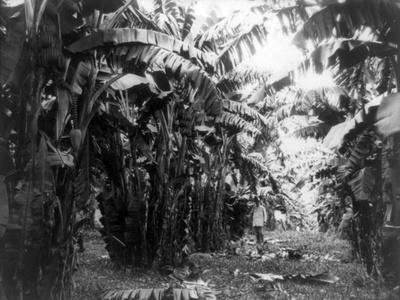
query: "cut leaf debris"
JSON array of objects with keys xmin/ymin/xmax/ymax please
[
  {"xmin": 102, "ymin": 284, "xmax": 217, "ymax": 300},
  {"xmin": 249, "ymin": 271, "xmax": 339, "ymax": 284}
]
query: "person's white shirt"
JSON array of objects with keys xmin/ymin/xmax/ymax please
[{"xmin": 252, "ymin": 205, "xmax": 267, "ymax": 227}]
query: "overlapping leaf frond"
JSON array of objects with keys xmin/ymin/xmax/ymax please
[
  {"xmin": 273, "ymin": 87, "xmax": 302, "ymax": 118},
  {"xmin": 273, "ymin": 84, "xmax": 349, "ymax": 131},
  {"xmin": 195, "ymin": 0, "xmax": 309, "ymax": 50},
  {"xmin": 275, "ymin": 102, "xmax": 297, "ymax": 121},
  {"xmin": 181, "ymin": 5, "xmax": 195, "ymax": 40},
  {"xmin": 217, "ymin": 64, "xmax": 267, "ymax": 94},
  {"xmin": 286, "ymin": 85, "xmax": 347, "ymax": 108},
  {"xmin": 192, "ymin": 3, "xmax": 311, "ymax": 77},
  {"xmin": 216, "ymin": 112, "xmax": 261, "ymax": 135},
  {"xmin": 280, "ymin": 115, "xmax": 329, "ymax": 138},
  {"xmin": 258, "ymin": 4, "xmax": 310, "ymax": 34},
  {"xmin": 195, "ymin": 12, "xmax": 246, "ymax": 50},
  {"xmin": 336, "ymin": 131, "xmax": 376, "ymax": 182},
  {"xmin": 195, "ymin": 9, "xmax": 271, "ymax": 76},
  {"xmin": 154, "ymin": 12, "xmax": 182, "ymax": 39},
  {"xmin": 102, "ymin": 4, "xmax": 162, "ymax": 31},
  {"xmin": 216, "ymin": 24, "xmax": 267, "ymax": 74},
  {"xmin": 375, "ymin": 57, "xmax": 395, "ymax": 95},
  {"xmin": 293, "ymin": 0, "xmax": 400, "ymax": 50},
  {"xmin": 334, "ymin": 55, "xmax": 397, "ymax": 101},
  {"xmin": 348, "ymin": 167, "xmax": 376, "ymax": 201},
  {"xmin": 164, "ymin": 0, "xmax": 184, "ymax": 27},
  {"xmin": 310, "ymin": 39, "xmax": 396, "ymax": 73},
  {"xmin": 265, "ymin": 38, "xmax": 396, "ymax": 97},
  {"xmin": 154, "ymin": 0, "xmax": 163, "ymax": 14},
  {"xmin": 240, "ymin": 152, "xmax": 270, "ymax": 174},
  {"xmin": 223, "ymin": 99, "xmax": 269, "ymax": 129},
  {"xmin": 105, "ymin": 44, "xmax": 221, "ymax": 115},
  {"xmin": 66, "ymin": 28, "xmax": 217, "ymax": 71}
]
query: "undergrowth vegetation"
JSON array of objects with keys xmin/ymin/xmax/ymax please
[{"xmin": 73, "ymin": 229, "xmax": 394, "ymax": 300}]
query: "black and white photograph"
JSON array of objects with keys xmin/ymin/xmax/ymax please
[{"xmin": 1, "ymin": 0, "xmax": 400, "ymax": 299}]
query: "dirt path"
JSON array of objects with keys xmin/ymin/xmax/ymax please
[{"xmin": 73, "ymin": 230, "xmax": 396, "ymax": 299}]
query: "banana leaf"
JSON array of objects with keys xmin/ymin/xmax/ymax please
[
  {"xmin": 56, "ymin": 87, "xmax": 71, "ymax": 140},
  {"xmin": 323, "ymin": 103, "xmax": 378, "ymax": 150},
  {"xmin": 348, "ymin": 167, "xmax": 376, "ymax": 201},
  {"xmin": 66, "ymin": 28, "xmax": 216, "ymax": 70},
  {"xmin": 323, "ymin": 120, "xmax": 356, "ymax": 150},
  {"xmin": 266, "ymin": 39, "xmax": 396, "ymax": 96},
  {"xmin": 293, "ymin": 0, "xmax": 400, "ymax": 50},
  {"xmin": 376, "ymin": 93, "xmax": 400, "ymax": 137},
  {"xmin": 216, "ymin": 112, "xmax": 261, "ymax": 135},
  {"xmin": 109, "ymin": 74, "xmax": 149, "ymax": 91}
]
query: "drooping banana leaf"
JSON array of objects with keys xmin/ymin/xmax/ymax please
[
  {"xmin": 66, "ymin": 28, "xmax": 217, "ymax": 70},
  {"xmin": 154, "ymin": 12, "xmax": 181, "ymax": 39},
  {"xmin": 240, "ymin": 152, "xmax": 270, "ymax": 174},
  {"xmin": 102, "ymin": 3, "xmax": 159, "ymax": 31},
  {"xmin": 265, "ymin": 39, "xmax": 396, "ymax": 96},
  {"xmin": 216, "ymin": 23, "xmax": 267, "ymax": 75},
  {"xmin": 223, "ymin": 99, "xmax": 269, "ymax": 129},
  {"xmin": 164, "ymin": 0, "xmax": 184, "ymax": 27},
  {"xmin": 217, "ymin": 66, "xmax": 265, "ymax": 95},
  {"xmin": 323, "ymin": 119, "xmax": 355, "ymax": 150},
  {"xmin": 293, "ymin": 0, "xmax": 400, "ymax": 49},
  {"xmin": 216, "ymin": 112, "xmax": 261, "ymax": 135},
  {"xmin": 181, "ymin": 5, "xmax": 195, "ymax": 41},
  {"xmin": 322, "ymin": 107, "xmax": 371, "ymax": 150},
  {"xmin": 106, "ymin": 44, "xmax": 222, "ymax": 116}
]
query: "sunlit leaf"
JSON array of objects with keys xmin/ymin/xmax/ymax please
[
  {"xmin": 109, "ymin": 74, "xmax": 149, "ymax": 91},
  {"xmin": 376, "ymin": 93, "xmax": 400, "ymax": 137}
]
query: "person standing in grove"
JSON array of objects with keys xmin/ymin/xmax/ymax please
[{"xmin": 251, "ymin": 196, "xmax": 268, "ymax": 245}]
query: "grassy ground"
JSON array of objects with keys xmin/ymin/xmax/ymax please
[{"xmin": 73, "ymin": 230, "xmax": 398, "ymax": 300}]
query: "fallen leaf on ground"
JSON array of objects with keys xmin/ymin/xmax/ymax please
[
  {"xmin": 264, "ymin": 239, "xmax": 289, "ymax": 244},
  {"xmin": 249, "ymin": 271, "xmax": 339, "ymax": 284},
  {"xmin": 249, "ymin": 273, "xmax": 284, "ymax": 282}
]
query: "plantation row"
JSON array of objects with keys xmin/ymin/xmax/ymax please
[{"xmin": 0, "ymin": 0, "xmax": 400, "ymax": 299}]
